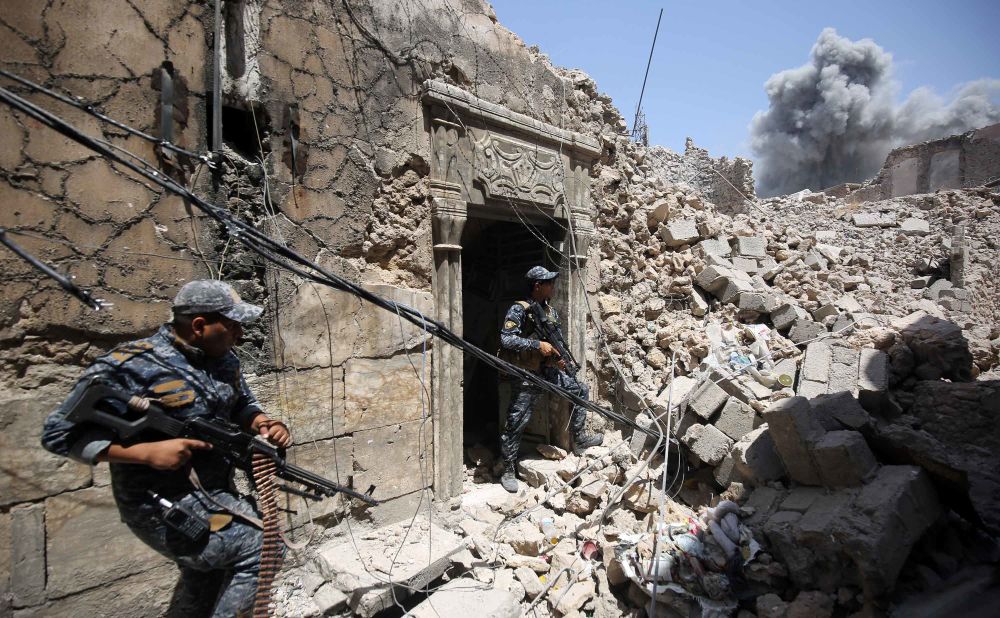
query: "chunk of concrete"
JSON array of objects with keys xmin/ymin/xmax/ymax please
[
  {"xmin": 738, "ymin": 291, "xmax": 779, "ymax": 314},
  {"xmin": 554, "ymin": 579, "xmax": 596, "ymax": 615},
  {"xmin": 810, "ymin": 392, "xmax": 871, "ymax": 431},
  {"xmin": 837, "ymin": 466, "xmax": 942, "ymax": 598},
  {"xmin": 695, "ymin": 236, "xmax": 733, "ymax": 257},
  {"xmin": 789, "ymin": 319, "xmax": 827, "ymax": 344},
  {"xmin": 852, "ymin": 213, "xmax": 897, "ymax": 227},
  {"xmin": 762, "ymin": 397, "xmax": 825, "ymax": 486},
  {"xmin": 900, "ymin": 218, "xmax": 930, "ymax": 236},
  {"xmin": 681, "ymin": 423, "xmax": 734, "ymax": 466},
  {"xmin": 690, "ymin": 287, "xmax": 709, "ymax": 316},
  {"xmin": 10, "ymin": 503, "xmax": 45, "ymax": 607},
  {"xmin": 803, "ymin": 251, "xmax": 828, "ymax": 271},
  {"xmin": 812, "ymin": 303, "xmax": 839, "ymax": 321},
  {"xmin": 922, "ymin": 278, "xmax": 953, "ymax": 300},
  {"xmin": 661, "ymin": 218, "xmax": 700, "ymax": 247},
  {"xmin": 801, "ymin": 341, "xmax": 832, "ymax": 383},
  {"xmin": 771, "ymin": 303, "xmax": 808, "ymax": 331},
  {"xmin": 314, "ymin": 518, "xmax": 466, "ymax": 617},
  {"xmin": 737, "ymin": 236, "xmax": 767, "ymax": 258},
  {"xmin": 688, "ymin": 381, "xmax": 729, "ymax": 420},
  {"xmin": 715, "ymin": 398, "xmax": 758, "ymax": 441},
  {"xmin": 407, "ymin": 577, "xmax": 520, "ymax": 618},
  {"xmin": 857, "ymin": 348, "xmax": 890, "ymax": 412},
  {"xmin": 814, "ymin": 430, "xmax": 878, "ymax": 488},
  {"xmin": 518, "ymin": 458, "xmax": 563, "ymax": 488},
  {"xmin": 732, "ymin": 426, "xmax": 785, "ymax": 486}
]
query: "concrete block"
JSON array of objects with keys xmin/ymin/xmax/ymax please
[
  {"xmin": 857, "ymin": 349, "xmax": 889, "ymax": 412},
  {"xmin": 745, "ymin": 486, "xmax": 783, "ymax": 526},
  {"xmin": 738, "ymin": 291, "xmax": 778, "ymax": 313},
  {"xmin": 789, "ymin": 319, "xmax": 827, "ymax": 344},
  {"xmin": 797, "ymin": 379, "xmax": 828, "ymax": 399},
  {"xmin": 812, "ymin": 303, "xmax": 839, "ymax": 321},
  {"xmin": 45, "ymin": 486, "xmax": 169, "ymax": 598},
  {"xmin": 690, "ymin": 287, "xmax": 709, "ymax": 316},
  {"xmin": 733, "ymin": 256, "xmax": 759, "ymax": 273},
  {"xmin": 314, "ymin": 583, "xmax": 348, "ymax": 615},
  {"xmin": 922, "ymin": 278, "xmax": 953, "ymax": 300},
  {"xmin": 762, "ymin": 397, "xmax": 825, "ymax": 486},
  {"xmin": 834, "ymin": 295, "xmax": 864, "ymax": 313},
  {"xmin": 810, "ymin": 392, "xmax": 871, "ymax": 431},
  {"xmin": 815, "ymin": 243, "xmax": 844, "ymax": 263},
  {"xmin": 553, "ymin": 579, "xmax": 596, "ymax": 615},
  {"xmin": 814, "ymin": 430, "xmax": 878, "ymax": 488},
  {"xmin": 780, "ymin": 487, "xmax": 825, "ymax": 513},
  {"xmin": 695, "ymin": 237, "xmax": 732, "ymax": 257},
  {"xmin": 681, "ymin": 423, "xmax": 734, "ymax": 466},
  {"xmin": 828, "ymin": 356, "xmax": 860, "ymax": 396},
  {"xmin": 801, "ymin": 341, "xmax": 832, "ymax": 383},
  {"xmin": 763, "ymin": 511, "xmax": 813, "ymax": 576},
  {"xmin": 518, "ymin": 458, "xmax": 563, "ymax": 488},
  {"xmin": 353, "ymin": 420, "xmax": 432, "ymax": 501},
  {"xmin": 803, "ymin": 251, "xmax": 828, "ymax": 271},
  {"xmin": 515, "ymin": 566, "xmax": 545, "ymax": 599},
  {"xmin": 737, "ymin": 236, "xmax": 767, "ymax": 258},
  {"xmin": 771, "ymin": 303, "xmax": 808, "ymax": 331},
  {"xmin": 344, "ymin": 355, "xmax": 427, "ymax": 433},
  {"xmin": 688, "ymin": 381, "xmax": 729, "ymax": 420},
  {"xmin": 732, "ymin": 426, "xmax": 785, "ymax": 486},
  {"xmin": 714, "ymin": 453, "xmax": 737, "ymax": 486},
  {"xmin": 774, "ymin": 358, "xmax": 798, "ymax": 389},
  {"xmin": 852, "ymin": 212, "xmax": 897, "ymax": 227},
  {"xmin": 910, "ymin": 276, "xmax": 932, "ymax": 289},
  {"xmin": 840, "ymin": 466, "xmax": 941, "ymax": 597},
  {"xmin": 709, "ymin": 369, "xmax": 758, "ymax": 404},
  {"xmin": 715, "ymin": 398, "xmax": 757, "ymax": 441},
  {"xmin": 0, "ymin": 390, "xmax": 92, "ymax": 507},
  {"xmin": 661, "ymin": 218, "xmax": 700, "ymax": 247},
  {"xmin": 17, "ymin": 563, "xmax": 176, "ymax": 618},
  {"xmin": 900, "ymin": 217, "xmax": 930, "ymax": 236},
  {"xmin": 315, "ymin": 518, "xmax": 465, "ymax": 617},
  {"xmin": 10, "ymin": 503, "xmax": 45, "ymax": 607},
  {"xmin": 695, "ymin": 265, "xmax": 729, "ymax": 292}
]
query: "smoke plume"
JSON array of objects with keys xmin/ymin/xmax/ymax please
[{"xmin": 750, "ymin": 28, "xmax": 1000, "ymax": 197}]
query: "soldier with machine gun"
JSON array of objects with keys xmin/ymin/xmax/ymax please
[{"xmin": 497, "ymin": 266, "xmax": 604, "ymax": 493}]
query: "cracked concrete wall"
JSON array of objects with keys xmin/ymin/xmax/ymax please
[{"xmin": 0, "ymin": 0, "xmax": 630, "ymax": 613}]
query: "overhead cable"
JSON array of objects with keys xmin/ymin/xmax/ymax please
[{"xmin": 0, "ymin": 77, "xmax": 661, "ymax": 440}]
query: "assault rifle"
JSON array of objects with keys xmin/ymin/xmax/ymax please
[
  {"xmin": 65, "ymin": 380, "xmax": 379, "ymax": 506},
  {"xmin": 529, "ymin": 301, "xmax": 581, "ymax": 375}
]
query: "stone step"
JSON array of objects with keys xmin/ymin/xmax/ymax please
[
  {"xmin": 405, "ymin": 578, "xmax": 521, "ymax": 618},
  {"xmin": 312, "ymin": 516, "xmax": 467, "ymax": 617}
]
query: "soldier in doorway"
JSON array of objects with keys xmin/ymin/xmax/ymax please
[{"xmin": 497, "ymin": 266, "xmax": 604, "ymax": 492}]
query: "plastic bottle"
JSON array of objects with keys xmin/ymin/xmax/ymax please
[{"xmin": 539, "ymin": 517, "xmax": 558, "ymax": 545}]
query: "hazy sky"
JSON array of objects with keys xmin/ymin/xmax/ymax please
[{"xmin": 492, "ymin": 0, "xmax": 1000, "ymax": 160}]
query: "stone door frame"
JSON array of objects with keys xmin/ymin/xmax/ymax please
[{"xmin": 421, "ymin": 80, "xmax": 601, "ymax": 498}]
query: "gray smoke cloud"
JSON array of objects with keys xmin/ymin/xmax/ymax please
[{"xmin": 750, "ymin": 28, "xmax": 1000, "ymax": 197}]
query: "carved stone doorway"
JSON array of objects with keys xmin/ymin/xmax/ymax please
[{"xmin": 422, "ymin": 80, "xmax": 600, "ymax": 498}]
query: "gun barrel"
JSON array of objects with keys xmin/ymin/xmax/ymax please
[{"xmin": 280, "ymin": 462, "xmax": 379, "ymax": 506}]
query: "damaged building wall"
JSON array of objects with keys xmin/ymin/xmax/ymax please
[
  {"xmin": 842, "ymin": 122, "xmax": 1000, "ymax": 202},
  {"xmin": 0, "ymin": 0, "xmax": 638, "ymax": 613}
]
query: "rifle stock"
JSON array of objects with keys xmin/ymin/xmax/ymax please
[
  {"xmin": 66, "ymin": 380, "xmax": 379, "ymax": 506},
  {"xmin": 529, "ymin": 301, "xmax": 580, "ymax": 375}
]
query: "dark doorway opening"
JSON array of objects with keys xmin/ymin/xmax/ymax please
[{"xmin": 461, "ymin": 216, "xmax": 565, "ymax": 457}]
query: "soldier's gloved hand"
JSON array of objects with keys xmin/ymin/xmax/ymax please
[
  {"xmin": 539, "ymin": 341, "xmax": 560, "ymax": 357},
  {"xmin": 143, "ymin": 438, "xmax": 213, "ymax": 470}
]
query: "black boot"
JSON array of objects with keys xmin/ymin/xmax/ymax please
[
  {"xmin": 500, "ymin": 460, "xmax": 519, "ymax": 493},
  {"xmin": 573, "ymin": 432, "xmax": 604, "ymax": 455}
]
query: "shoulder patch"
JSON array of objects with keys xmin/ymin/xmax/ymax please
[
  {"xmin": 516, "ymin": 301, "xmax": 531, "ymax": 309},
  {"xmin": 151, "ymin": 379, "xmax": 195, "ymax": 408},
  {"xmin": 504, "ymin": 320, "xmax": 518, "ymax": 329},
  {"xmin": 108, "ymin": 341, "xmax": 154, "ymax": 364}
]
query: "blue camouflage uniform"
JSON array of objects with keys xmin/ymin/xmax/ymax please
[
  {"xmin": 499, "ymin": 299, "xmax": 590, "ymax": 463},
  {"xmin": 42, "ymin": 323, "xmax": 265, "ymax": 617}
]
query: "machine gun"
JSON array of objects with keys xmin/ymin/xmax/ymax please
[
  {"xmin": 65, "ymin": 380, "xmax": 379, "ymax": 506},
  {"xmin": 529, "ymin": 301, "xmax": 581, "ymax": 375}
]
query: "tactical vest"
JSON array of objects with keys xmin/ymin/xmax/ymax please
[{"xmin": 498, "ymin": 300, "xmax": 555, "ymax": 373}]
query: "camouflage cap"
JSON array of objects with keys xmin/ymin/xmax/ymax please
[
  {"xmin": 172, "ymin": 280, "xmax": 264, "ymax": 324},
  {"xmin": 525, "ymin": 266, "xmax": 559, "ymax": 281}
]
